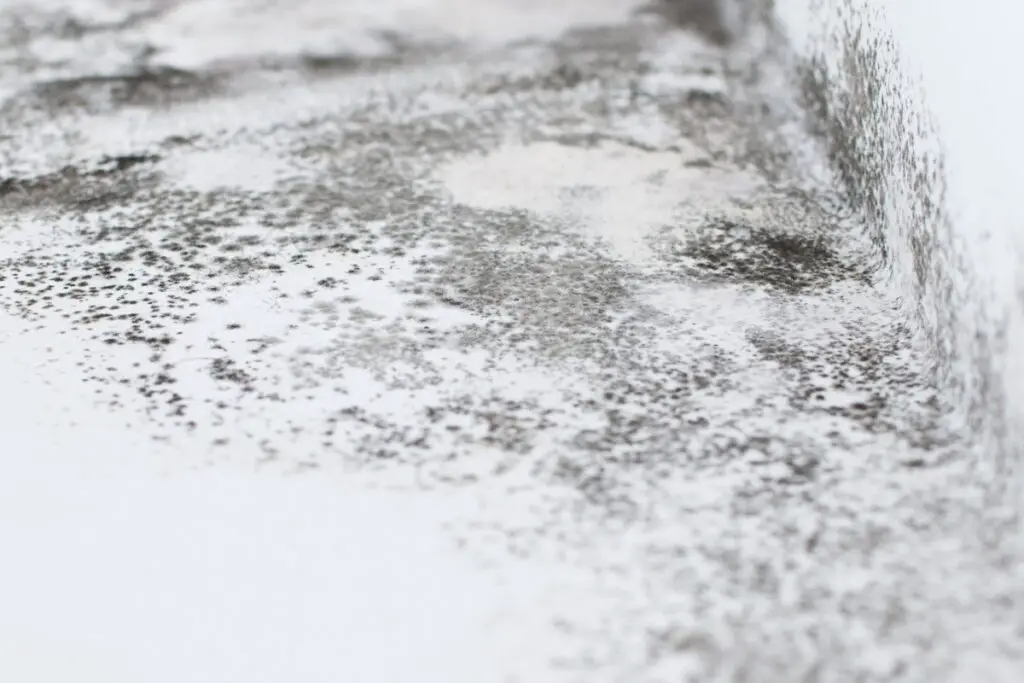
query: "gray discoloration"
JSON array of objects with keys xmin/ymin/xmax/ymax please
[
  {"xmin": 0, "ymin": 1, "xmax": 1020, "ymax": 681},
  {"xmin": 641, "ymin": 0, "xmax": 738, "ymax": 45}
]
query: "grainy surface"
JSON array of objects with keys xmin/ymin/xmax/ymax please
[{"xmin": 0, "ymin": 1, "xmax": 1021, "ymax": 681}]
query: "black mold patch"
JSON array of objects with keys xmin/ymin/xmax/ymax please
[
  {"xmin": 474, "ymin": 61, "xmax": 591, "ymax": 96},
  {"xmin": 296, "ymin": 30, "xmax": 439, "ymax": 75},
  {"xmin": 0, "ymin": 175, "xmax": 377, "ymax": 423},
  {"xmin": 0, "ymin": 153, "xmax": 162, "ymax": 212},
  {"xmin": 424, "ymin": 213, "xmax": 633, "ymax": 360},
  {"xmin": 12, "ymin": 66, "xmax": 223, "ymax": 114},
  {"xmin": 298, "ymin": 53, "xmax": 387, "ymax": 74},
  {"xmin": 668, "ymin": 217, "xmax": 870, "ymax": 293},
  {"xmin": 638, "ymin": 0, "xmax": 738, "ymax": 45}
]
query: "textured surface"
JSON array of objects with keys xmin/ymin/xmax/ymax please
[{"xmin": 0, "ymin": 1, "xmax": 1021, "ymax": 681}]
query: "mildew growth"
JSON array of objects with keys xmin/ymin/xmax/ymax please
[
  {"xmin": 0, "ymin": 152, "xmax": 160, "ymax": 211},
  {"xmin": 735, "ymin": 1, "xmax": 997, "ymax": 449},
  {"xmin": 667, "ymin": 215, "xmax": 871, "ymax": 293},
  {"xmin": 640, "ymin": 0, "xmax": 741, "ymax": 45},
  {"xmin": 21, "ymin": 67, "xmax": 223, "ymax": 113},
  {"xmin": 0, "ymin": 3, "xmax": 1012, "ymax": 681}
]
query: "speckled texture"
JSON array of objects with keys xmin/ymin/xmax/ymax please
[{"xmin": 1, "ymin": 2, "xmax": 1021, "ymax": 681}]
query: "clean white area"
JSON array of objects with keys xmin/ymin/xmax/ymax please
[
  {"xmin": 0, "ymin": 472, "xmax": 495, "ymax": 683},
  {"xmin": 160, "ymin": 146, "xmax": 299, "ymax": 193},
  {"xmin": 0, "ymin": 314, "xmax": 537, "ymax": 683},
  {"xmin": 439, "ymin": 140, "xmax": 763, "ymax": 268}
]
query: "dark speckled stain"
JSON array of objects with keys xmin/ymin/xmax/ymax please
[
  {"xmin": 0, "ymin": 18, "xmax": 431, "ymax": 122},
  {"xmin": 474, "ymin": 61, "xmax": 589, "ymax": 96},
  {"xmin": 0, "ymin": 14, "xmax": 948, "ymax": 467},
  {"xmin": 2, "ymin": 8, "xmax": 1000, "ymax": 677},
  {"xmin": 670, "ymin": 216, "xmax": 872, "ymax": 293},
  {"xmin": 6, "ymin": 67, "xmax": 224, "ymax": 116},
  {"xmin": 0, "ymin": 153, "xmax": 161, "ymax": 211},
  {"xmin": 639, "ymin": 0, "xmax": 739, "ymax": 45},
  {"xmin": 428, "ymin": 220, "xmax": 633, "ymax": 360},
  {"xmin": 297, "ymin": 29, "xmax": 435, "ymax": 75},
  {"xmin": 0, "ymin": 5, "xmax": 949, "ymax": 470}
]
